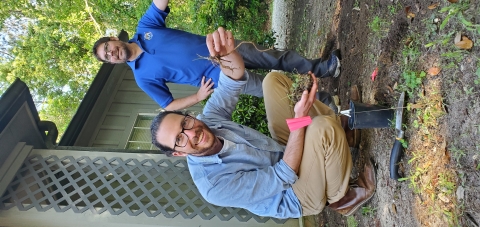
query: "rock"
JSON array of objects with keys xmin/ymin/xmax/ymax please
[{"xmin": 456, "ymin": 186, "xmax": 465, "ymax": 201}]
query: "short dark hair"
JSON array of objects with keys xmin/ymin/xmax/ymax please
[
  {"xmin": 151, "ymin": 110, "xmax": 185, "ymax": 157},
  {"xmin": 92, "ymin": 37, "xmax": 111, "ymax": 63}
]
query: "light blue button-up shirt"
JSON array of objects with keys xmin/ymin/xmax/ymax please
[{"xmin": 187, "ymin": 72, "xmax": 302, "ymax": 218}]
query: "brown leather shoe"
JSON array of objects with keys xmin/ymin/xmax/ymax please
[
  {"xmin": 341, "ymin": 115, "xmax": 358, "ymax": 147},
  {"xmin": 328, "ymin": 161, "xmax": 376, "ymax": 216},
  {"xmin": 340, "ymin": 115, "xmax": 360, "ymax": 147},
  {"xmin": 346, "ymin": 85, "xmax": 361, "ymax": 147},
  {"xmin": 350, "ymin": 85, "xmax": 361, "ymax": 102}
]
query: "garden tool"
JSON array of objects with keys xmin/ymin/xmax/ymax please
[{"xmin": 389, "ymin": 92, "xmax": 405, "ymax": 180}]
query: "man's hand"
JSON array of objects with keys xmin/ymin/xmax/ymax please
[
  {"xmin": 206, "ymin": 27, "xmax": 235, "ymax": 57},
  {"xmin": 293, "ymin": 72, "xmax": 318, "ymax": 118},
  {"xmin": 196, "ymin": 76, "xmax": 214, "ymax": 102},
  {"xmin": 206, "ymin": 27, "xmax": 245, "ymax": 80}
]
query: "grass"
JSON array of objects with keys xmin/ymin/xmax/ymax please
[
  {"xmin": 474, "ymin": 66, "xmax": 480, "ymax": 85},
  {"xmin": 388, "ymin": 5, "xmax": 397, "ymax": 15},
  {"xmin": 368, "ymin": 16, "xmax": 390, "ymax": 37},
  {"xmin": 353, "ymin": 0, "xmax": 359, "ymax": 9},
  {"xmin": 361, "ymin": 206, "xmax": 377, "ymax": 217},
  {"xmin": 450, "ymin": 146, "xmax": 466, "ymax": 167},
  {"xmin": 399, "ymin": 79, "xmax": 459, "ymax": 225},
  {"xmin": 347, "ymin": 216, "xmax": 358, "ymax": 227}
]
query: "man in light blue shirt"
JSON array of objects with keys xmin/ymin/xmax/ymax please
[{"xmin": 150, "ymin": 28, "xmax": 375, "ymax": 218}]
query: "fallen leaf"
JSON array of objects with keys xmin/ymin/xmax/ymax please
[
  {"xmin": 405, "ymin": 6, "xmax": 411, "ymax": 15},
  {"xmin": 391, "ymin": 203, "xmax": 397, "ymax": 214},
  {"xmin": 455, "ymin": 36, "xmax": 474, "ymax": 50},
  {"xmin": 422, "ymin": 161, "xmax": 432, "ymax": 169},
  {"xmin": 428, "ymin": 3, "xmax": 440, "ymax": 9},
  {"xmin": 425, "ymin": 188, "xmax": 435, "ymax": 195},
  {"xmin": 409, "ymin": 103, "xmax": 424, "ymax": 109},
  {"xmin": 448, "ymin": 0, "xmax": 458, "ymax": 2},
  {"xmin": 404, "ymin": 37, "xmax": 413, "ymax": 46},
  {"xmin": 444, "ymin": 149, "xmax": 451, "ymax": 162},
  {"xmin": 371, "ymin": 67, "xmax": 378, "ymax": 81},
  {"xmin": 393, "ymin": 82, "xmax": 398, "ymax": 90},
  {"xmin": 386, "ymin": 85, "xmax": 394, "ymax": 94},
  {"xmin": 438, "ymin": 193, "xmax": 450, "ymax": 203},
  {"xmin": 428, "ymin": 67, "xmax": 441, "ymax": 76},
  {"xmin": 405, "ymin": 6, "xmax": 415, "ymax": 19}
]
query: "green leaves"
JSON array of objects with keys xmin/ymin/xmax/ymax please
[
  {"xmin": 232, "ymin": 94, "xmax": 269, "ymax": 135},
  {"xmin": 402, "ymin": 70, "xmax": 426, "ymax": 96}
]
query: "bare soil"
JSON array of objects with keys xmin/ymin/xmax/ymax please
[{"xmin": 274, "ymin": 0, "xmax": 480, "ymax": 226}]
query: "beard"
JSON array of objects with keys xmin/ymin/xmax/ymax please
[
  {"xmin": 189, "ymin": 124, "xmax": 221, "ymax": 157},
  {"xmin": 119, "ymin": 42, "xmax": 132, "ymax": 62}
]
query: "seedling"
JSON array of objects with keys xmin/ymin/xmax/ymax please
[
  {"xmin": 368, "ymin": 16, "xmax": 390, "ymax": 37},
  {"xmin": 401, "ymin": 71, "xmax": 426, "ymax": 96},
  {"xmin": 361, "ymin": 206, "xmax": 377, "ymax": 216}
]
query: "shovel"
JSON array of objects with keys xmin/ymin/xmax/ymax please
[{"xmin": 390, "ymin": 92, "xmax": 405, "ymax": 180}]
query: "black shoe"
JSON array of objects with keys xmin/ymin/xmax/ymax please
[
  {"xmin": 328, "ymin": 49, "xmax": 341, "ymax": 78},
  {"xmin": 318, "ymin": 49, "xmax": 341, "ymax": 78},
  {"xmin": 316, "ymin": 91, "xmax": 338, "ymax": 114}
]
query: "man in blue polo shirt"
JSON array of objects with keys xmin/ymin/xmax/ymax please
[{"xmin": 92, "ymin": 0, "xmax": 340, "ymax": 111}]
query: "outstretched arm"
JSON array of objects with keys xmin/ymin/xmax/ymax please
[
  {"xmin": 164, "ymin": 76, "xmax": 214, "ymax": 110},
  {"xmin": 153, "ymin": 0, "xmax": 169, "ymax": 11},
  {"xmin": 206, "ymin": 27, "xmax": 245, "ymax": 81}
]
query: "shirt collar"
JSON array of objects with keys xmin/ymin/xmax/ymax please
[{"xmin": 188, "ymin": 136, "xmax": 228, "ymax": 164}]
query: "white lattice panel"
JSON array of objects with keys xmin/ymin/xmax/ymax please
[{"xmin": 0, "ymin": 155, "xmax": 286, "ymax": 224}]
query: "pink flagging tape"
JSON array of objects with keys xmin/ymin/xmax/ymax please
[{"xmin": 286, "ymin": 116, "xmax": 312, "ymax": 131}]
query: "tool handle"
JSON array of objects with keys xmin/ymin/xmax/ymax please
[{"xmin": 389, "ymin": 139, "xmax": 403, "ymax": 180}]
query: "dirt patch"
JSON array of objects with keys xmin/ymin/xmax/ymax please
[{"xmin": 273, "ymin": 0, "xmax": 480, "ymax": 226}]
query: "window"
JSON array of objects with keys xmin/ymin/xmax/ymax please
[{"xmin": 125, "ymin": 114, "xmax": 157, "ymax": 150}]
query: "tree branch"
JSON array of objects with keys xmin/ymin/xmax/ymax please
[{"xmin": 84, "ymin": 0, "xmax": 102, "ymax": 35}]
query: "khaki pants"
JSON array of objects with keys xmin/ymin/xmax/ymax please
[{"xmin": 262, "ymin": 72, "xmax": 352, "ymax": 216}]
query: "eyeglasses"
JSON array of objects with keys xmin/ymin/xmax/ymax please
[
  {"xmin": 173, "ymin": 115, "xmax": 196, "ymax": 150},
  {"xmin": 104, "ymin": 42, "xmax": 111, "ymax": 61}
]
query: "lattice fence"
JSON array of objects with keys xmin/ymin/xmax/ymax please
[{"xmin": 0, "ymin": 155, "xmax": 286, "ymax": 224}]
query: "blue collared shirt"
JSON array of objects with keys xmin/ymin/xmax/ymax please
[
  {"xmin": 187, "ymin": 72, "xmax": 302, "ymax": 218},
  {"xmin": 126, "ymin": 3, "xmax": 221, "ymax": 108}
]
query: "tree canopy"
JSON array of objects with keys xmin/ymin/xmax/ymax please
[{"xmin": 0, "ymin": 0, "xmax": 151, "ymax": 134}]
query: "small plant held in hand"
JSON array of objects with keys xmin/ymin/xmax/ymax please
[{"xmin": 287, "ymin": 74, "xmax": 314, "ymax": 105}]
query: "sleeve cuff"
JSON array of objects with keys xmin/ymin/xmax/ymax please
[{"xmin": 276, "ymin": 159, "xmax": 298, "ymax": 185}]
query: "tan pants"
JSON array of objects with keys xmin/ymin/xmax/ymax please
[{"xmin": 262, "ymin": 72, "xmax": 352, "ymax": 216}]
